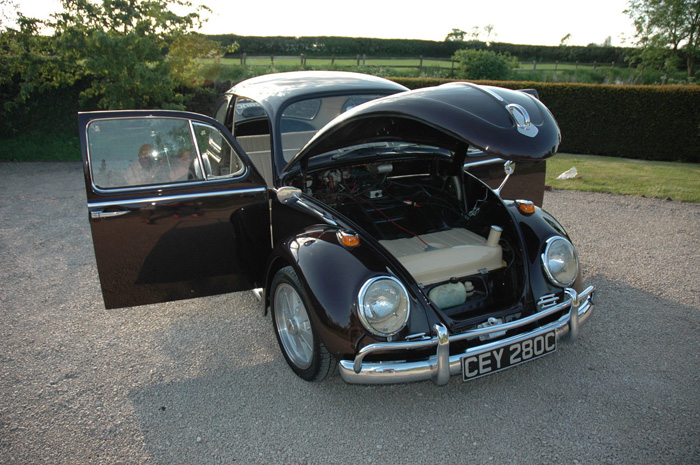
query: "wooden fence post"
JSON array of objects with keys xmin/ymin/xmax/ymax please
[
  {"xmin": 241, "ymin": 53, "xmax": 247, "ymax": 66},
  {"xmin": 532, "ymin": 60, "xmax": 537, "ymax": 70},
  {"xmin": 271, "ymin": 56, "xmax": 274, "ymax": 66},
  {"xmin": 300, "ymin": 54, "xmax": 305, "ymax": 66},
  {"xmin": 419, "ymin": 55, "xmax": 423, "ymax": 73},
  {"xmin": 363, "ymin": 54, "xmax": 366, "ymax": 66},
  {"xmin": 356, "ymin": 54, "xmax": 360, "ymax": 66}
]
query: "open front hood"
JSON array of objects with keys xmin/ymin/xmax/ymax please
[{"xmin": 285, "ymin": 82, "xmax": 561, "ymax": 172}]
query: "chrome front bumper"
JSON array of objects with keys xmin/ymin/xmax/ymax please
[{"xmin": 339, "ymin": 286, "xmax": 595, "ymax": 386}]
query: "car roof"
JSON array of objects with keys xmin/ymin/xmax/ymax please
[{"xmin": 227, "ymin": 71, "xmax": 408, "ymax": 119}]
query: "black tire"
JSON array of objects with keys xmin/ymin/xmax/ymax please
[{"xmin": 270, "ymin": 266, "xmax": 336, "ymax": 381}]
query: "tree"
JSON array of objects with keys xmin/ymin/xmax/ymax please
[
  {"xmin": 452, "ymin": 49, "xmax": 518, "ymax": 80},
  {"xmin": 625, "ymin": 0, "xmax": 700, "ymax": 78},
  {"xmin": 446, "ymin": 25, "xmax": 496, "ymax": 43},
  {"xmin": 1, "ymin": 0, "xmax": 16, "ymax": 28},
  {"xmin": 47, "ymin": 0, "xmax": 216, "ymax": 109},
  {"xmin": 445, "ymin": 28, "xmax": 466, "ymax": 42},
  {"xmin": 167, "ymin": 33, "xmax": 234, "ymax": 86}
]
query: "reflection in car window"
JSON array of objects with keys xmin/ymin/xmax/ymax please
[
  {"xmin": 214, "ymin": 96, "xmax": 232, "ymax": 129},
  {"xmin": 192, "ymin": 123, "xmax": 245, "ymax": 180},
  {"xmin": 282, "ymin": 99, "xmax": 321, "ymax": 120},
  {"xmin": 87, "ymin": 117, "xmax": 203, "ymax": 189}
]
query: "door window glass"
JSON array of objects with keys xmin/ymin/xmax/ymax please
[{"xmin": 87, "ymin": 117, "xmax": 204, "ymax": 189}]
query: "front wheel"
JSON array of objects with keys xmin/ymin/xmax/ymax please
[{"xmin": 270, "ymin": 266, "xmax": 336, "ymax": 381}]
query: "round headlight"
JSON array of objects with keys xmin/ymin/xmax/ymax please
[
  {"xmin": 542, "ymin": 237, "xmax": 578, "ymax": 287},
  {"xmin": 358, "ymin": 277, "xmax": 410, "ymax": 337}
]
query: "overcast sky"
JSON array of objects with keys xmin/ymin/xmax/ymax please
[{"xmin": 13, "ymin": 0, "xmax": 638, "ymax": 47}]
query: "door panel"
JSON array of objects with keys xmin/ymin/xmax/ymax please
[
  {"xmin": 465, "ymin": 158, "xmax": 546, "ymax": 207},
  {"xmin": 80, "ymin": 111, "xmax": 270, "ymax": 309}
]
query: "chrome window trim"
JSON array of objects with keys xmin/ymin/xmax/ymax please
[
  {"xmin": 89, "ymin": 173, "xmax": 251, "ymax": 195},
  {"xmin": 191, "ymin": 121, "xmax": 247, "ymax": 180},
  {"xmin": 85, "ymin": 116, "xmax": 249, "ymax": 193}
]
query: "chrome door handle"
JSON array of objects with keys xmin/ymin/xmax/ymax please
[{"xmin": 90, "ymin": 209, "xmax": 130, "ymax": 219}]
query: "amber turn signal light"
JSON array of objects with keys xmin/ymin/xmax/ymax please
[
  {"xmin": 338, "ymin": 231, "xmax": 360, "ymax": 247},
  {"xmin": 516, "ymin": 199, "xmax": 535, "ymax": 215}
]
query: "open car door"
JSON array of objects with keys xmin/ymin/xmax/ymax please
[{"xmin": 79, "ymin": 110, "xmax": 270, "ymax": 309}]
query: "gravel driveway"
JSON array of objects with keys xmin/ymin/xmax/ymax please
[{"xmin": 1, "ymin": 162, "xmax": 698, "ymax": 464}]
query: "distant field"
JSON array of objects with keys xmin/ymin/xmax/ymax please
[
  {"xmin": 221, "ymin": 56, "xmax": 454, "ymax": 69},
  {"xmin": 221, "ymin": 56, "xmax": 609, "ymax": 71}
]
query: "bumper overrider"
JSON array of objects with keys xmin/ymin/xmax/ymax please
[{"xmin": 339, "ymin": 285, "xmax": 595, "ymax": 385}]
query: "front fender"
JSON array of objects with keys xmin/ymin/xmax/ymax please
[
  {"xmin": 508, "ymin": 203, "xmax": 583, "ymax": 298},
  {"xmin": 267, "ymin": 226, "xmax": 432, "ymax": 358}
]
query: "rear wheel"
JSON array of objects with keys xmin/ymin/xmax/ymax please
[{"xmin": 270, "ymin": 266, "xmax": 336, "ymax": 381}]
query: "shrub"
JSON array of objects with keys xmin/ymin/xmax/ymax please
[{"xmin": 452, "ymin": 49, "xmax": 517, "ymax": 80}]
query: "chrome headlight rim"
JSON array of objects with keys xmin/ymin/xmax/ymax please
[
  {"xmin": 541, "ymin": 236, "xmax": 579, "ymax": 288},
  {"xmin": 357, "ymin": 276, "xmax": 410, "ymax": 337}
]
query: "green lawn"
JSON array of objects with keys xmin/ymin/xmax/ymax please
[{"xmin": 547, "ymin": 153, "xmax": 700, "ymax": 203}]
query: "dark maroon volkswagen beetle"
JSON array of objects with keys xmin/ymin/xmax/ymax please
[{"xmin": 79, "ymin": 71, "xmax": 594, "ymax": 385}]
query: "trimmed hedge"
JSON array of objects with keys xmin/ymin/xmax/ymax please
[
  {"xmin": 2, "ymin": 75, "xmax": 698, "ymax": 163},
  {"xmin": 392, "ymin": 78, "xmax": 700, "ymax": 163},
  {"xmin": 209, "ymin": 35, "xmax": 631, "ymax": 63}
]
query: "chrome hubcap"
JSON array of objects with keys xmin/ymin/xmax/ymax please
[{"xmin": 274, "ymin": 283, "xmax": 313, "ymax": 370}]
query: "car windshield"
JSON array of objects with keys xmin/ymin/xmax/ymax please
[{"xmin": 279, "ymin": 94, "xmax": 387, "ymax": 162}]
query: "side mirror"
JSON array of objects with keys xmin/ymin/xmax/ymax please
[
  {"xmin": 276, "ymin": 186, "xmax": 302, "ymax": 204},
  {"xmin": 504, "ymin": 160, "xmax": 515, "ymax": 176},
  {"xmin": 496, "ymin": 161, "xmax": 515, "ymax": 196}
]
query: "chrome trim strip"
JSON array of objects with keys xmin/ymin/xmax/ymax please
[
  {"xmin": 90, "ymin": 210, "xmax": 130, "ymax": 219},
  {"xmin": 87, "ymin": 186, "xmax": 267, "ymax": 209},
  {"xmin": 339, "ymin": 285, "xmax": 594, "ymax": 385},
  {"xmin": 461, "ymin": 82, "xmax": 505, "ymax": 102},
  {"xmin": 537, "ymin": 293, "xmax": 559, "ymax": 311},
  {"xmin": 463, "ymin": 158, "xmax": 504, "ymax": 170},
  {"xmin": 294, "ymin": 197, "xmax": 339, "ymax": 226}
]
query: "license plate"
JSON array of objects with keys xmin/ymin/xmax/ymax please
[{"xmin": 462, "ymin": 331, "xmax": 557, "ymax": 381}]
